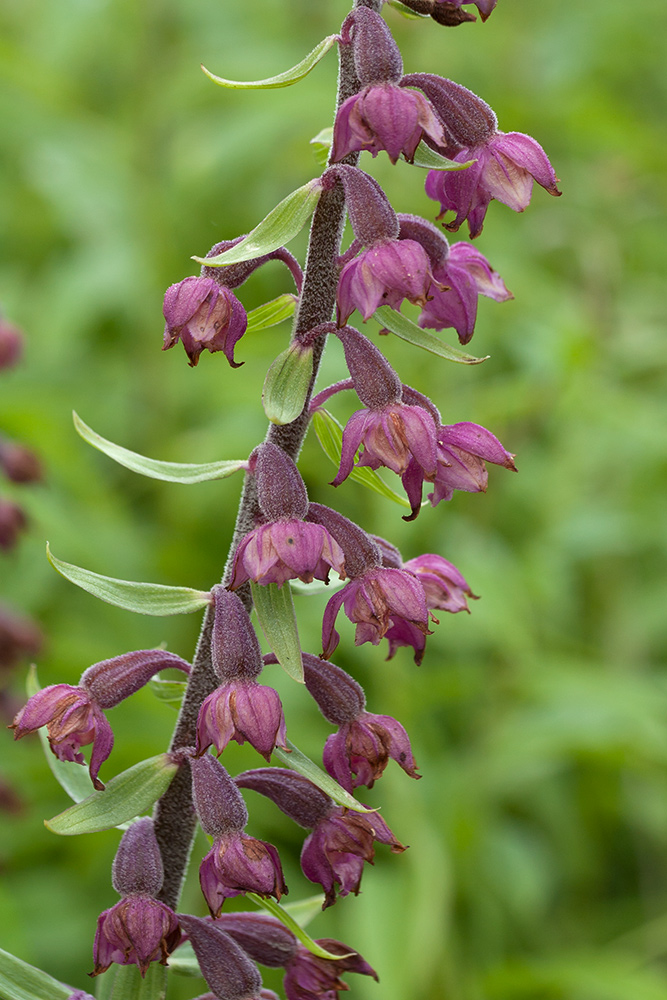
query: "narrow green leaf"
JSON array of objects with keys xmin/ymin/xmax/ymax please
[
  {"xmin": 73, "ymin": 412, "xmax": 247, "ymax": 484},
  {"xmin": 373, "ymin": 305, "xmax": 489, "ymax": 363},
  {"xmin": 47, "ymin": 544, "xmax": 212, "ymax": 616},
  {"xmin": 148, "ymin": 677, "xmax": 187, "ymax": 709},
  {"xmin": 201, "ymin": 35, "xmax": 337, "ymax": 89},
  {"xmin": 263, "ymin": 344, "xmax": 313, "ymax": 425},
  {"xmin": 245, "ymin": 294, "xmax": 297, "ymax": 334},
  {"xmin": 310, "ymin": 126, "xmax": 333, "ymax": 167},
  {"xmin": 273, "ymin": 739, "xmax": 377, "ymax": 814},
  {"xmin": 0, "ymin": 948, "xmax": 72, "ymax": 1000},
  {"xmin": 45, "ymin": 755, "xmax": 179, "ymax": 835},
  {"xmin": 410, "ymin": 142, "xmax": 476, "ymax": 172},
  {"xmin": 94, "ymin": 962, "xmax": 167, "ymax": 1000},
  {"xmin": 250, "ymin": 582, "xmax": 304, "ymax": 683},
  {"xmin": 194, "ymin": 180, "xmax": 322, "ymax": 267},
  {"xmin": 247, "ymin": 895, "xmax": 354, "ymax": 960},
  {"xmin": 165, "ymin": 942, "xmax": 200, "ymax": 978},
  {"xmin": 282, "ymin": 894, "xmax": 326, "ymax": 928},
  {"xmin": 311, "ymin": 408, "xmax": 413, "ymax": 508},
  {"xmin": 27, "ymin": 666, "xmax": 96, "ymax": 804}
]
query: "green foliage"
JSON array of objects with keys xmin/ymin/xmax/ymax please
[{"xmin": 1, "ymin": 1, "xmax": 667, "ymax": 998}]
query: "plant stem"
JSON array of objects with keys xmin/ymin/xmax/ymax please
[{"xmin": 153, "ymin": 0, "xmax": 383, "ymax": 910}]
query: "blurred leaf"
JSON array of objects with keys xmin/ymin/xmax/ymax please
[
  {"xmin": 374, "ymin": 306, "xmax": 489, "ymax": 363},
  {"xmin": 251, "ymin": 582, "xmax": 303, "ymax": 682},
  {"xmin": 311, "ymin": 408, "xmax": 413, "ymax": 508},
  {"xmin": 147, "ymin": 677, "xmax": 187, "ymax": 709},
  {"xmin": 94, "ymin": 962, "xmax": 167, "ymax": 1000},
  {"xmin": 44, "ymin": 755, "xmax": 179, "ymax": 835},
  {"xmin": 0, "ymin": 948, "xmax": 72, "ymax": 1000},
  {"xmin": 201, "ymin": 34, "xmax": 338, "ymax": 89},
  {"xmin": 194, "ymin": 181, "xmax": 323, "ymax": 267},
  {"xmin": 47, "ymin": 544, "xmax": 212, "ymax": 615},
  {"xmin": 263, "ymin": 343, "xmax": 313, "ymax": 425},
  {"xmin": 410, "ymin": 143, "xmax": 476, "ymax": 171},
  {"xmin": 73, "ymin": 412, "xmax": 248, "ymax": 484},
  {"xmin": 247, "ymin": 894, "xmax": 354, "ymax": 960},
  {"xmin": 246, "ymin": 294, "xmax": 297, "ymax": 334},
  {"xmin": 273, "ymin": 739, "xmax": 377, "ymax": 814}
]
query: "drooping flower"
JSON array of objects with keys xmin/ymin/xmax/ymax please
[
  {"xmin": 211, "ymin": 912, "xmax": 378, "ymax": 1000},
  {"xmin": 331, "ymin": 7, "xmax": 445, "ymax": 165},
  {"xmin": 0, "ymin": 319, "xmax": 23, "ymax": 370},
  {"xmin": 336, "ymin": 239, "xmax": 435, "ymax": 326},
  {"xmin": 162, "ymin": 276, "xmax": 247, "ymax": 368},
  {"xmin": 418, "ymin": 241, "xmax": 512, "ymax": 344},
  {"xmin": 0, "ymin": 499, "xmax": 27, "ymax": 551},
  {"xmin": 196, "ymin": 588, "xmax": 287, "ymax": 760},
  {"xmin": 91, "ymin": 819, "xmax": 180, "ymax": 977},
  {"xmin": 191, "ymin": 754, "xmax": 286, "ymax": 915},
  {"xmin": 302, "ymin": 653, "xmax": 419, "ymax": 793},
  {"xmin": 236, "ymin": 767, "xmax": 405, "ymax": 908},
  {"xmin": 403, "ymin": 553, "xmax": 477, "ymax": 613},
  {"xmin": 10, "ymin": 649, "xmax": 190, "ymax": 789},
  {"xmin": 0, "ymin": 441, "xmax": 42, "ymax": 483},
  {"xmin": 229, "ymin": 444, "xmax": 346, "ymax": 589}
]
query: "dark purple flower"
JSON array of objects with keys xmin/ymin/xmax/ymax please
[
  {"xmin": 332, "ymin": 84, "xmax": 445, "ymax": 165},
  {"xmin": 283, "ymin": 941, "xmax": 378, "ymax": 1000},
  {"xmin": 197, "ymin": 683, "xmax": 287, "ymax": 761},
  {"xmin": 337, "ymin": 239, "xmax": 434, "ymax": 326},
  {"xmin": 384, "ymin": 618, "xmax": 429, "ymax": 665},
  {"xmin": 425, "ymin": 130, "xmax": 561, "ymax": 238},
  {"xmin": 190, "ymin": 754, "xmax": 287, "ymax": 915},
  {"xmin": 0, "ymin": 319, "xmax": 23, "ymax": 370},
  {"xmin": 0, "ymin": 499, "xmax": 27, "ymax": 551},
  {"xmin": 0, "ymin": 603, "xmax": 42, "ymax": 670},
  {"xmin": 10, "ymin": 684, "xmax": 113, "ymax": 791},
  {"xmin": 333, "ymin": 401, "xmax": 438, "ymax": 484},
  {"xmin": 196, "ymin": 588, "xmax": 287, "ymax": 760},
  {"xmin": 321, "ymin": 566, "xmax": 430, "ymax": 660},
  {"xmin": 403, "ymin": 553, "xmax": 477, "ymax": 613},
  {"xmin": 162, "ymin": 276, "xmax": 247, "ymax": 368},
  {"xmin": 92, "ymin": 819, "xmax": 180, "ymax": 977},
  {"xmin": 0, "ymin": 442, "xmax": 42, "ymax": 483},
  {"xmin": 199, "ymin": 833, "xmax": 287, "ymax": 916},
  {"xmin": 302, "ymin": 654, "xmax": 419, "ymax": 793},
  {"xmin": 235, "ymin": 768, "xmax": 405, "ymax": 908},
  {"xmin": 10, "ymin": 649, "xmax": 189, "ymax": 789},
  {"xmin": 434, "ymin": 0, "xmax": 497, "ymax": 20},
  {"xmin": 419, "ymin": 241, "xmax": 512, "ymax": 344}
]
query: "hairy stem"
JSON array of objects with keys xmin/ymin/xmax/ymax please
[{"xmin": 154, "ymin": 0, "xmax": 383, "ymax": 909}]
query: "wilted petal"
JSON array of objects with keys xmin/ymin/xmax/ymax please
[{"xmin": 92, "ymin": 896, "xmax": 180, "ymax": 976}]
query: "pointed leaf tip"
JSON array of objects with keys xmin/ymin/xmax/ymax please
[
  {"xmin": 73, "ymin": 412, "xmax": 248, "ymax": 484},
  {"xmin": 201, "ymin": 35, "xmax": 337, "ymax": 89},
  {"xmin": 373, "ymin": 307, "xmax": 489, "ymax": 364},
  {"xmin": 194, "ymin": 180, "xmax": 323, "ymax": 268},
  {"xmin": 44, "ymin": 754, "xmax": 179, "ymax": 835},
  {"xmin": 247, "ymin": 895, "xmax": 354, "ymax": 960},
  {"xmin": 46, "ymin": 544, "xmax": 211, "ymax": 615}
]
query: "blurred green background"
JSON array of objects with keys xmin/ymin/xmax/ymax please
[{"xmin": 1, "ymin": 0, "xmax": 667, "ymax": 997}]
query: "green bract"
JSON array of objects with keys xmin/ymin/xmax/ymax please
[
  {"xmin": 273, "ymin": 739, "xmax": 377, "ymax": 814},
  {"xmin": 247, "ymin": 894, "xmax": 355, "ymax": 960},
  {"xmin": 374, "ymin": 305, "xmax": 489, "ymax": 363},
  {"xmin": 251, "ymin": 581, "xmax": 304, "ymax": 682},
  {"xmin": 194, "ymin": 180, "xmax": 323, "ymax": 267},
  {"xmin": 44, "ymin": 755, "xmax": 180, "ymax": 835},
  {"xmin": 73, "ymin": 412, "xmax": 248, "ymax": 484},
  {"xmin": 94, "ymin": 962, "xmax": 168, "ymax": 1000},
  {"xmin": 202, "ymin": 34, "xmax": 338, "ymax": 89},
  {"xmin": 410, "ymin": 142, "xmax": 477, "ymax": 172},
  {"xmin": 263, "ymin": 343, "xmax": 314, "ymax": 425},
  {"xmin": 246, "ymin": 293, "xmax": 297, "ymax": 334},
  {"xmin": 47, "ymin": 544, "xmax": 211, "ymax": 615}
]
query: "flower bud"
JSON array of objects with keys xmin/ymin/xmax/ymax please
[
  {"xmin": 177, "ymin": 916, "xmax": 264, "ymax": 1000},
  {"xmin": 0, "ymin": 442, "xmax": 42, "ymax": 483},
  {"xmin": 191, "ymin": 754, "xmax": 248, "ymax": 838},
  {"xmin": 111, "ymin": 818, "xmax": 164, "ymax": 897},
  {"xmin": 0, "ymin": 499, "xmax": 27, "ymax": 552},
  {"xmin": 0, "ymin": 319, "xmax": 23, "ymax": 370}
]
